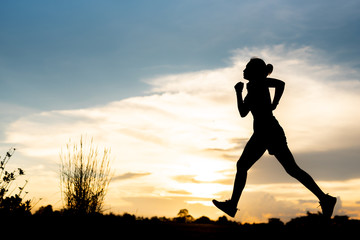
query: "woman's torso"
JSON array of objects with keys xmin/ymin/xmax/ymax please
[{"xmin": 244, "ymin": 81, "xmax": 279, "ymax": 133}]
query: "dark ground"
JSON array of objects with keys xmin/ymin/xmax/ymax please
[{"xmin": 2, "ymin": 214, "xmax": 359, "ymax": 239}]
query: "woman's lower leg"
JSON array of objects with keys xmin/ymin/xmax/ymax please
[
  {"xmin": 229, "ymin": 136, "xmax": 265, "ymax": 207},
  {"xmin": 230, "ymin": 169, "xmax": 247, "ymax": 206},
  {"xmin": 289, "ymin": 167, "xmax": 326, "ymax": 201},
  {"xmin": 275, "ymin": 148, "xmax": 327, "ymax": 201}
]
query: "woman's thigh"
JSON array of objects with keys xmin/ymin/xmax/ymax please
[
  {"xmin": 273, "ymin": 144, "xmax": 300, "ymax": 172},
  {"xmin": 237, "ymin": 135, "xmax": 267, "ymax": 171}
]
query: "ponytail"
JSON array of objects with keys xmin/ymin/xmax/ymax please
[
  {"xmin": 266, "ymin": 64, "xmax": 273, "ymax": 76},
  {"xmin": 248, "ymin": 58, "xmax": 274, "ymax": 77}
]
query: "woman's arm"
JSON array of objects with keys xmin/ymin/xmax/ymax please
[
  {"xmin": 267, "ymin": 78, "xmax": 285, "ymax": 110},
  {"xmin": 234, "ymin": 82, "xmax": 250, "ymax": 117}
]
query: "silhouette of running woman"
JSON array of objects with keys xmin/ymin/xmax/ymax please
[{"xmin": 213, "ymin": 58, "xmax": 336, "ymax": 218}]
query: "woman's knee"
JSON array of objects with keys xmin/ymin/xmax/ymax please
[
  {"xmin": 236, "ymin": 144, "xmax": 265, "ymax": 173},
  {"xmin": 275, "ymin": 148, "xmax": 302, "ymax": 177},
  {"xmin": 284, "ymin": 164, "xmax": 304, "ymax": 178},
  {"xmin": 236, "ymin": 159, "xmax": 250, "ymax": 173}
]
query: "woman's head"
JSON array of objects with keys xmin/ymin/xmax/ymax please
[{"xmin": 243, "ymin": 57, "xmax": 273, "ymax": 81}]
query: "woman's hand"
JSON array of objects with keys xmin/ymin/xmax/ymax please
[
  {"xmin": 234, "ymin": 82, "xmax": 244, "ymax": 92},
  {"xmin": 234, "ymin": 82, "xmax": 249, "ymax": 117}
]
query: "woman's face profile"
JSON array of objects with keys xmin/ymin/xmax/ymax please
[
  {"xmin": 243, "ymin": 60, "xmax": 266, "ymax": 81},
  {"xmin": 243, "ymin": 63, "xmax": 255, "ymax": 81}
]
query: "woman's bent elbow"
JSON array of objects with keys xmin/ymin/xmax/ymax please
[{"xmin": 240, "ymin": 111, "xmax": 249, "ymax": 118}]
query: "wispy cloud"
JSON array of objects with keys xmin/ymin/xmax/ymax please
[{"xmin": 112, "ymin": 172, "xmax": 151, "ymax": 181}]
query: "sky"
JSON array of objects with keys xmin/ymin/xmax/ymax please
[{"xmin": 1, "ymin": 0, "xmax": 360, "ymax": 222}]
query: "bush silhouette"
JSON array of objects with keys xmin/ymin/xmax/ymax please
[
  {"xmin": 0, "ymin": 148, "xmax": 31, "ymax": 216},
  {"xmin": 60, "ymin": 136, "xmax": 112, "ymax": 215},
  {"xmin": 194, "ymin": 216, "xmax": 212, "ymax": 224},
  {"xmin": 174, "ymin": 209, "xmax": 194, "ymax": 223}
]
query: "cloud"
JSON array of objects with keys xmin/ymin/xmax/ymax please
[
  {"xmin": 173, "ymin": 175, "xmax": 204, "ymax": 184},
  {"xmin": 8, "ymin": 45, "xmax": 360, "ymax": 160},
  {"xmin": 112, "ymin": 172, "xmax": 151, "ymax": 181},
  {"xmin": 4, "ymin": 45, "xmax": 360, "ymax": 220},
  {"xmin": 236, "ymin": 192, "xmax": 302, "ymax": 223},
  {"xmin": 167, "ymin": 190, "xmax": 192, "ymax": 195}
]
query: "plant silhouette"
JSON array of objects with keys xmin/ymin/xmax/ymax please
[
  {"xmin": 213, "ymin": 58, "xmax": 337, "ymax": 218},
  {"xmin": 60, "ymin": 136, "xmax": 112, "ymax": 215},
  {"xmin": 175, "ymin": 208, "xmax": 194, "ymax": 223},
  {"xmin": 0, "ymin": 148, "xmax": 31, "ymax": 216}
]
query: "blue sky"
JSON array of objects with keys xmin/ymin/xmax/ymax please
[
  {"xmin": 1, "ymin": 0, "xmax": 360, "ymax": 221},
  {"xmin": 1, "ymin": 0, "xmax": 360, "ymax": 110}
]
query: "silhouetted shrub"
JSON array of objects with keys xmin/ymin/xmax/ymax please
[
  {"xmin": 268, "ymin": 217, "xmax": 284, "ymax": 226},
  {"xmin": 194, "ymin": 216, "xmax": 212, "ymax": 224},
  {"xmin": 0, "ymin": 148, "xmax": 31, "ymax": 216},
  {"xmin": 60, "ymin": 136, "xmax": 112, "ymax": 215},
  {"xmin": 174, "ymin": 209, "xmax": 194, "ymax": 223},
  {"xmin": 217, "ymin": 215, "xmax": 230, "ymax": 224},
  {"xmin": 35, "ymin": 204, "xmax": 54, "ymax": 216},
  {"xmin": 121, "ymin": 213, "xmax": 136, "ymax": 222}
]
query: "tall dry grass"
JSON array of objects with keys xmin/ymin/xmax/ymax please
[{"xmin": 60, "ymin": 136, "xmax": 112, "ymax": 215}]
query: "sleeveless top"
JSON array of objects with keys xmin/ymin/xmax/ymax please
[
  {"xmin": 244, "ymin": 81, "xmax": 287, "ymax": 154},
  {"xmin": 244, "ymin": 81, "xmax": 282, "ymax": 134}
]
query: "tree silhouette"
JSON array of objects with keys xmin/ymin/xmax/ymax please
[{"xmin": 175, "ymin": 209, "xmax": 194, "ymax": 223}]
